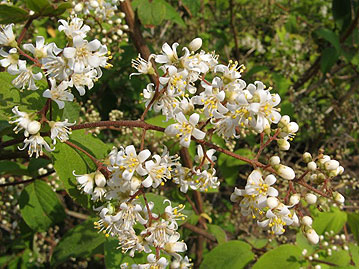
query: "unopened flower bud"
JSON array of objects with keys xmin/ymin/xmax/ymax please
[
  {"xmin": 289, "ymin": 194, "xmax": 300, "ymax": 206},
  {"xmin": 303, "ymin": 152, "xmax": 312, "ymax": 163},
  {"xmin": 333, "ymin": 191, "xmax": 345, "ymax": 204},
  {"xmin": 189, "ymin": 37, "xmax": 202, "ymax": 52},
  {"xmin": 74, "ymin": 3, "xmax": 83, "ymax": 12},
  {"xmin": 276, "ymin": 164, "xmax": 295, "ymax": 180},
  {"xmin": 336, "ymin": 166, "xmax": 344, "ymax": 175},
  {"xmin": 131, "ymin": 176, "xmax": 142, "ymax": 191},
  {"xmin": 269, "ymin": 156, "xmax": 280, "ymax": 166},
  {"xmin": 94, "ymin": 171, "xmax": 106, "ymax": 187},
  {"xmin": 277, "ymin": 139, "xmax": 290, "ymax": 150},
  {"xmin": 280, "ymin": 115, "xmax": 290, "ymax": 126},
  {"xmin": 90, "ymin": 0, "xmax": 99, "ymax": 8},
  {"xmin": 302, "ymin": 216, "xmax": 313, "ymax": 226},
  {"xmin": 287, "ymin": 122, "xmax": 299, "ymax": 133},
  {"xmin": 307, "ymin": 161, "xmax": 317, "ymax": 171},
  {"xmin": 306, "ymin": 228, "xmax": 319, "ymax": 244},
  {"xmin": 267, "ymin": 197, "xmax": 279, "ymax": 209},
  {"xmin": 324, "ymin": 160, "xmax": 339, "ymax": 171},
  {"xmin": 27, "ymin": 120, "xmax": 41, "ymax": 135},
  {"xmin": 305, "ymin": 193, "xmax": 317, "ymax": 204}
]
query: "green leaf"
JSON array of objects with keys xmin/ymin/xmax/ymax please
[
  {"xmin": 26, "ymin": 0, "xmax": 71, "ymax": 16},
  {"xmin": 162, "ymin": 1, "xmax": 186, "ymax": 27},
  {"xmin": 0, "ymin": 72, "xmax": 44, "ymax": 121},
  {"xmin": 27, "ymin": 158, "xmax": 51, "ymax": 177},
  {"xmin": 315, "ymin": 28, "xmax": 341, "ymax": 53},
  {"xmin": 0, "ymin": 5, "xmax": 29, "ymax": 24},
  {"xmin": 347, "ymin": 213, "xmax": 359, "ymax": 243},
  {"xmin": 25, "ymin": 0, "xmax": 51, "ymax": 12},
  {"xmin": 135, "ymin": 0, "xmax": 166, "ymax": 26},
  {"xmin": 349, "ymin": 243, "xmax": 359, "ymax": 267},
  {"xmin": 320, "ymin": 47, "xmax": 339, "ymax": 74},
  {"xmin": 19, "ymin": 180, "xmax": 65, "ymax": 231},
  {"xmin": 182, "ymin": 0, "xmax": 200, "ymax": 14},
  {"xmin": 253, "ymin": 244, "xmax": 304, "ymax": 269},
  {"xmin": 51, "ymin": 129, "xmax": 112, "ymax": 209},
  {"xmin": 325, "ymin": 250, "xmax": 351, "ymax": 266},
  {"xmin": 207, "ymin": 224, "xmax": 227, "ymax": 244},
  {"xmin": 312, "ymin": 207, "xmax": 347, "ymax": 235},
  {"xmin": 200, "ymin": 241, "xmax": 254, "ymax": 269},
  {"xmin": 332, "ymin": 0, "xmax": 352, "ymax": 32},
  {"xmin": 0, "ymin": 160, "xmax": 29, "ymax": 176},
  {"xmin": 51, "ymin": 219, "xmax": 106, "ymax": 266}
]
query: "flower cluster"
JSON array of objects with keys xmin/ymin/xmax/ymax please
[
  {"xmin": 4, "ymin": 17, "xmax": 111, "ymax": 157},
  {"xmin": 134, "ymin": 38, "xmax": 296, "ymax": 149},
  {"xmin": 74, "ymin": 145, "xmax": 193, "ymax": 267}
]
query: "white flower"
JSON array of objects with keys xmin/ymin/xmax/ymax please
[
  {"xmin": 170, "ymin": 256, "xmax": 192, "ymax": 269},
  {"xmin": 132, "ymin": 254, "xmax": 168, "ymax": 269},
  {"xmin": 73, "ymin": 171, "xmax": 94, "ymax": 194},
  {"xmin": 192, "ymin": 77, "xmax": 228, "ymax": 118},
  {"xmin": 215, "ymin": 60, "xmax": 244, "ymax": 83},
  {"xmin": 63, "ymin": 36, "xmax": 103, "ymax": 73},
  {"xmin": 8, "ymin": 60, "xmax": 42, "ymax": 90},
  {"xmin": 230, "ymin": 187, "xmax": 266, "ymax": 218},
  {"xmin": 155, "ymin": 42, "xmax": 179, "ymax": 65},
  {"xmin": 43, "ymin": 78, "xmax": 74, "ymax": 109},
  {"xmin": 246, "ymin": 81, "xmax": 281, "ymax": 133},
  {"xmin": 0, "ymin": 24, "xmax": 16, "ymax": 47},
  {"xmin": 0, "ymin": 48, "xmax": 19, "ymax": 71},
  {"xmin": 23, "ymin": 36, "xmax": 52, "ymax": 59},
  {"xmin": 245, "ymin": 170, "xmax": 278, "ymax": 198},
  {"xmin": 58, "ymin": 17, "xmax": 90, "ymax": 39},
  {"xmin": 117, "ymin": 145, "xmax": 150, "ymax": 180},
  {"xmin": 159, "ymin": 65, "xmax": 189, "ymax": 95},
  {"xmin": 9, "ymin": 106, "xmax": 31, "ymax": 135},
  {"xmin": 115, "ymin": 202, "xmax": 147, "ymax": 231},
  {"xmin": 42, "ymin": 46, "xmax": 70, "ymax": 81},
  {"xmin": 165, "ymin": 112, "xmax": 205, "ymax": 148},
  {"xmin": 193, "ymin": 168, "xmax": 220, "ymax": 192},
  {"xmin": 164, "ymin": 232, "xmax": 187, "ymax": 259},
  {"xmin": 18, "ymin": 134, "xmax": 54, "ymax": 158},
  {"xmin": 49, "ymin": 119, "xmax": 75, "ymax": 144},
  {"xmin": 69, "ymin": 68, "xmax": 98, "ymax": 95},
  {"xmin": 26, "ymin": 120, "xmax": 41, "ymax": 136},
  {"xmin": 163, "ymin": 200, "xmax": 186, "ymax": 228},
  {"xmin": 257, "ymin": 203, "xmax": 294, "ymax": 235},
  {"xmin": 130, "ymin": 54, "xmax": 155, "ymax": 77},
  {"xmin": 194, "ymin": 145, "xmax": 216, "ymax": 170},
  {"xmin": 143, "ymin": 154, "xmax": 172, "ymax": 188}
]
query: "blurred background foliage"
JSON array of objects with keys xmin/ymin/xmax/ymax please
[{"xmin": 1, "ymin": 0, "xmax": 359, "ymax": 268}]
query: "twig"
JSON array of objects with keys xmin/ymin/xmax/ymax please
[
  {"xmin": 182, "ymin": 223, "xmax": 216, "ymax": 241},
  {"xmin": 0, "ymin": 170, "xmax": 54, "ymax": 188}
]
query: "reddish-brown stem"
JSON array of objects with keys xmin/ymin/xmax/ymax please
[
  {"xmin": 128, "ymin": 188, "xmax": 143, "ymax": 202},
  {"xmin": 38, "ymin": 99, "xmax": 51, "ymax": 123},
  {"xmin": 185, "ymin": 194, "xmax": 200, "ymax": 215},
  {"xmin": 255, "ymin": 129, "xmax": 280, "ymax": 160},
  {"xmin": 142, "ymin": 192, "xmax": 153, "ymax": 226},
  {"xmin": 182, "ymin": 223, "xmax": 216, "ymax": 241},
  {"xmin": 17, "ymin": 47, "xmax": 41, "ymax": 67},
  {"xmin": 140, "ymin": 128, "xmax": 146, "ymax": 151},
  {"xmin": 17, "ymin": 16, "xmax": 37, "ymax": 45}
]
